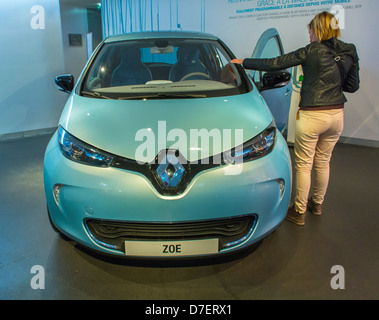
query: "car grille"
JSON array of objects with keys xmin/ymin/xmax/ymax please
[
  {"xmin": 85, "ymin": 215, "xmax": 257, "ymax": 252},
  {"xmin": 111, "ymin": 152, "xmax": 221, "ymax": 196}
]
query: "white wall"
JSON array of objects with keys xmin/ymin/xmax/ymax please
[
  {"xmin": 59, "ymin": 4, "xmax": 89, "ymax": 81},
  {"xmin": 0, "ymin": 0, "xmax": 67, "ymax": 137},
  {"xmin": 337, "ymin": 3, "xmax": 379, "ymax": 144}
]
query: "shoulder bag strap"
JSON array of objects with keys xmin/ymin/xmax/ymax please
[{"xmin": 323, "ymin": 44, "xmax": 346, "ymax": 84}]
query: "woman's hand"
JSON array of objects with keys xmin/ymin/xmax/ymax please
[{"xmin": 230, "ymin": 59, "xmax": 244, "ymax": 65}]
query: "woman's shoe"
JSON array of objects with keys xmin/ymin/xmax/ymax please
[
  {"xmin": 285, "ymin": 206, "xmax": 305, "ymax": 226},
  {"xmin": 308, "ymin": 197, "xmax": 322, "ymax": 215}
]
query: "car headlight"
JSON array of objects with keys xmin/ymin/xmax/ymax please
[
  {"xmin": 58, "ymin": 126, "xmax": 114, "ymax": 167},
  {"xmin": 224, "ymin": 124, "xmax": 276, "ymax": 164}
]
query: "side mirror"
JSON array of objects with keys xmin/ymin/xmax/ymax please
[
  {"xmin": 55, "ymin": 74, "xmax": 74, "ymax": 94},
  {"xmin": 261, "ymin": 71, "xmax": 291, "ymax": 91}
]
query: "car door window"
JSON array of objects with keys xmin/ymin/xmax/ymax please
[{"xmin": 254, "ymin": 36, "xmax": 282, "ymax": 84}]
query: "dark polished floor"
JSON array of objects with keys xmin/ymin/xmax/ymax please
[{"xmin": 0, "ymin": 133, "xmax": 378, "ymax": 300}]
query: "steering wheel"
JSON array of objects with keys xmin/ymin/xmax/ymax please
[{"xmin": 180, "ymin": 72, "xmax": 212, "ymax": 81}]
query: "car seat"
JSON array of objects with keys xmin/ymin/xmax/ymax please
[
  {"xmin": 111, "ymin": 47, "xmax": 152, "ymax": 86},
  {"xmin": 169, "ymin": 45, "xmax": 208, "ymax": 82}
]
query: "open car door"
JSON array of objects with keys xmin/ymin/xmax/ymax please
[{"xmin": 249, "ymin": 28, "xmax": 292, "ymax": 135}]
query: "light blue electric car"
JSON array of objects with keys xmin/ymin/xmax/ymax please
[{"xmin": 44, "ymin": 30, "xmax": 292, "ymax": 258}]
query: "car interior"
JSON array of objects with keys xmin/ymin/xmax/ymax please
[{"xmin": 85, "ymin": 39, "xmax": 238, "ymax": 91}]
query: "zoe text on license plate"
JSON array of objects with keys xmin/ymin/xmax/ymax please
[{"xmin": 163, "ymin": 244, "xmax": 181, "ymax": 253}]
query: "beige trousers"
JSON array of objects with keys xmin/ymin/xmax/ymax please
[{"xmin": 294, "ymin": 109, "xmax": 344, "ymax": 213}]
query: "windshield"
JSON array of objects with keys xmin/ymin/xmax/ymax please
[{"xmin": 81, "ymin": 38, "xmax": 251, "ymax": 99}]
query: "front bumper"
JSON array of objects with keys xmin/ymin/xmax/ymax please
[{"xmin": 43, "ymin": 130, "xmax": 291, "ymax": 257}]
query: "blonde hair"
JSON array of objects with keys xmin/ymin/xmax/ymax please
[{"xmin": 308, "ymin": 11, "xmax": 341, "ymax": 41}]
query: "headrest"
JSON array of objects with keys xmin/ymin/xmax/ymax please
[
  {"xmin": 177, "ymin": 45, "xmax": 200, "ymax": 64},
  {"xmin": 119, "ymin": 46, "xmax": 142, "ymax": 65}
]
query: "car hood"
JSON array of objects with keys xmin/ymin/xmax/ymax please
[{"xmin": 59, "ymin": 92, "xmax": 273, "ymax": 163}]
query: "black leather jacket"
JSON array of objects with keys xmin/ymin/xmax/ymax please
[{"xmin": 243, "ymin": 37, "xmax": 359, "ymax": 108}]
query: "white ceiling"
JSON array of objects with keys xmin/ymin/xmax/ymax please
[{"xmin": 60, "ymin": 0, "xmax": 100, "ymax": 9}]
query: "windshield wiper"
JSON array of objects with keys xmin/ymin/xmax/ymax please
[
  {"xmin": 118, "ymin": 93, "xmax": 207, "ymax": 100},
  {"xmin": 81, "ymin": 91, "xmax": 113, "ymax": 99}
]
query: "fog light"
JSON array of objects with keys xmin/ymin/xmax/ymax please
[
  {"xmin": 276, "ymin": 179, "xmax": 285, "ymax": 199},
  {"xmin": 53, "ymin": 184, "xmax": 64, "ymax": 206}
]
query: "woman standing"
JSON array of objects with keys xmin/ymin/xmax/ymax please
[{"xmin": 231, "ymin": 11, "xmax": 359, "ymax": 225}]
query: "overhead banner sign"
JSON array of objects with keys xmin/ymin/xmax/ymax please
[{"xmin": 227, "ymin": 0, "xmax": 362, "ymax": 24}]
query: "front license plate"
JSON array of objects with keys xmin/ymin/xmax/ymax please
[{"xmin": 124, "ymin": 239, "xmax": 219, "ymax": 257}]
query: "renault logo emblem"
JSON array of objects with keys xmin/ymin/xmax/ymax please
[{"xmin": 155, "ymin": 150, "xmax": 185, "ymax": 188}]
